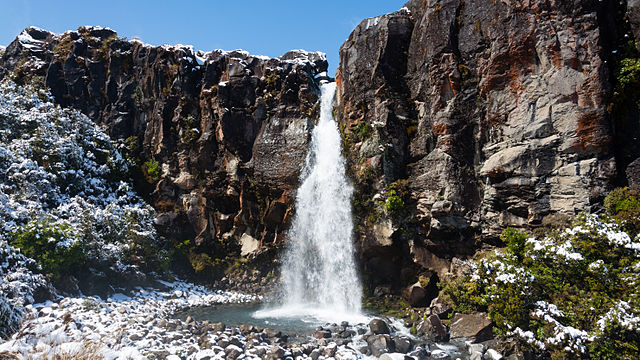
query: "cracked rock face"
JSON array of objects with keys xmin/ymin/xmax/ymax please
[
  {"xmin": 336, "ymin": 0, "xmax": 637, "ymax": 280},
  {"xmin": 0, "ymin": 26, "xmax": 327, "ymax": 264}
]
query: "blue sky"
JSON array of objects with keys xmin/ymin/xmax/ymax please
[{"xmin": 1, "ymin": 0, "xmax": 407, "ymax": 75}]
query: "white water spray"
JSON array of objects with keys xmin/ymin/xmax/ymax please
[{"xmin": 255, "ymin": 82, "xmax": 363, "ymax": 323}]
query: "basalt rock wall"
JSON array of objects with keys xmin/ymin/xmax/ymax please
[
  {"xmin": 336, "ymin": 0, "xmax": 640, "ymax": 289},
  {"xmin": 0, "ymin": 26, "xmax": 327, "ymax": 279}
]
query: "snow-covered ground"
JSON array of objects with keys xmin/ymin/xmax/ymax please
[{"xmin": 0, "ymin": 281, "xmax": 262, "ymax": 359}]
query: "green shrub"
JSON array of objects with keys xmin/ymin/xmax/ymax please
[
  {"xmin": 604, "ymin": 187, "xmax": 640, "ymax": 238},
  {"xmin": 9, "ymin": 219, "xmax": 86, "ymax": 279},
  {"xmin": 613, "ymin": 41, "xmax": 640, "ymax": 110},
  {"xmin": 384, "ymin": 189, "xmax": 404, "ymax": 215},
  {"xmin": 141, "ymin": 158, "xmax": 160, "ymax": 184},
  {"xmin": 440, "ymin": 214, "xmax": 640, "ymax": 358},
  {"xmin": 605, "ymin": 187, "xmax": 640, "ymax": 214},
  {"xmin": 501, "ymin": 227, "xmax": 528, "ymax": 261}
]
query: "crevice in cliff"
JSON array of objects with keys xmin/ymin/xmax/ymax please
[{"xmin": 599, "ymin": 0, "xmax": 640, "ymax": 186}]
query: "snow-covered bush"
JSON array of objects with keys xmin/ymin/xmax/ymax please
[
  {"xmin": 0, "ymin": 78, "xmax": 167, "ymax": 289},
  {"xmin": 0, "ymin": 237, "xmax": 52, "ymax": 338},
  {"xmin": 0, "ymin": 293, "xmax": 22, "ymax": 339},
  {"xmin": 441, "ymin": 212, "xmax": 640, "ymax": 358}
]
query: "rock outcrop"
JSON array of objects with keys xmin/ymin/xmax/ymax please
[
  {"xmin": 336, "ymin": 0, "xmax": 639, "ymax": 288},
  {"xmin": 0, "ymin": 26, "xmax": 327, "ymax": 278}
]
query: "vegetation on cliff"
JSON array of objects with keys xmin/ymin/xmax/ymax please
[
  {"xmin": 0, "ymin": 79, "xmax": 169, "ymax": 335},
  {"xmin": 441, "ymin": 189, "xmax": 640, "ymax": 359}
]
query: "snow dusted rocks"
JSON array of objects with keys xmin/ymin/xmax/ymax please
[{"xmin": 0, "ymin": 281, "xmax": 260, "ymax": 359}]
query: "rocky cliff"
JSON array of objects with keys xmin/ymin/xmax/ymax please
[
  {"xmin": 0, "ymin": 26, "xmax": 327, "ymax": 284},
  {"xmin": 336, "ymin": 0, "xmax": 640, "ymax": 291},
  {"xmin": 2, "ymin": 1, "xmax": 639, "ymax": 296}
]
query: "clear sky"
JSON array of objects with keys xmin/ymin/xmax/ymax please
[{"xmin": 0, "ymin": 0, "xmax": 408, "ymax": 75}]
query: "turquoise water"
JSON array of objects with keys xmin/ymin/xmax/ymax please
[{"xmin": 175, "ymin": 303, "xmax": 354, "ymax": 338}]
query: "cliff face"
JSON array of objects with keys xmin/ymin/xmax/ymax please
[
  {"xmin": 0, "ymin": 26, "xmax": 327, "ymax": 279},
  {"xmin": 2, "ymin": 1, "xmax": 639, "ymax": 294},
  {"xmin": 337, "ymin": 0, "xmax": 639, "ymax": 287}
]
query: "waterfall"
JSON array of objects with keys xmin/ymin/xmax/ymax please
[{"xmin": 256, "ymin": 82, "xmax": 362, "ymax": 322}]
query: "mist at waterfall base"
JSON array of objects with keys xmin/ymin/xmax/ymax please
[{"xmin": 254, "ymin": 82, "xmax": 366, "ymax": 326}]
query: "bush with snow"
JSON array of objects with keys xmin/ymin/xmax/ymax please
[
  {"xmin": 442, "ymin": 211, "xmax": 640, "ymax": 358},
  {"xmin": 0, "ymin": 78, "xmax": 168, "ymax": 292},
  {"xmin": 0, "ymin": 237, "xmax": 52, "ymax": 338}
]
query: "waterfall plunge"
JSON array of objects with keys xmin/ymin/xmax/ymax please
[{"xmin": 256, "ymin": 82, "xmax": 363, "ymax": 323}]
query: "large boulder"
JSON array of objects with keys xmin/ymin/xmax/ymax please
[
  {"xmin": 417, "ymin": 314, "xmax": 447, "ymax": 341},
  {"xmin": 449, "ymin": 313, "xmax": 493, "ymax": 343},
  {"xmin": 367, "ymin": 334, "xmax": 395, "ymax": 357},
  {"xmin": 369, "ymin": 319, "xmax": 391, "ymax": 335}
]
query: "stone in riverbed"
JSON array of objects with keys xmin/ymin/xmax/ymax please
[
  {"xmin": 430, "ymin": 349, "xmax": 451, "ymax": 359},
  {"xmin": 263, "ymin": 327, "xmax": 282, "ymax": 338},
  {"xmin": 309, "ymin": 349, "xmax": 321, "ymax": 360},
  {"xmin": 367, "ymin": 334, "xmax": 395, "ymax": 357},
  {"xmin": 369, "ymin": 318, "xmax": 391, "ymax": 334},
  {"xmin": 265, "ymin": 345, "xmax": 286, "ymax": 360},
  {"xmin": 430, "ymin": 297, "xmax": 452, "ymax": 319},
  {"xmin": 407, "ymin": 346, "xmax": 430, "ymax": 360},
  {"xmin": 393, "ymin": 336, "xmax": 413, "ymax": 353},
  {"xmin": 323, "ymin": 342, "xmax": 338, "ymax": 357},
  {"xmin": 239, "ymin": 324, "xmax": 257, "ymax": 334},
  {"xmin": 224, "ymin": 344, "xmax": 243, "ymax": 359},
  {"xmin": 218, "ymin": 338, "xmax": 230, "ymax": 348},
  {"xmin": 379, "ymin": 354, "xmax": 410, "ymax": 360},
  {"xmin": 212, "ymin": 322, "xmax": 226, "ymax": 332},
  {"xmin": 312, "ymin": 330, "xmax": 331, "ymax": 339},
  {"xmin": 416, "ymin": 314, "xmax": 447, "ymax": 341}
]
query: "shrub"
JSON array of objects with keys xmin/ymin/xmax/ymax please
[
  {"xmin": 384, "ymin": 189, "xmax": 404, "ymax": 215},
  {"xmin": 9, "ymin": 219, "xmax": 86, "ymax": 280},
  {"xmin": 441, "ymin": 214, "xmax": 640, "ymax": 359},
  {"xmin": 141, "ymin": 158, "xmax": 160, "ymax": 184},
  {"xmin": 501, "ymin": 227, "xmax": 528, "ymax": 261},
  {"xmin": 604, "ymin": 187, "xmax": 640, "ymax": 238},
  {"xmin": 0, "ymin": 294, "xmax": 23, "ymax": 339},
  {"xmin": 605, "ymin": 187, "xmax": 640, "ymax": 214}
]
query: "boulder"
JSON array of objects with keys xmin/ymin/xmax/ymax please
[
  {"xmin": 449, "ymin": 313, "xmax": 493, "ymax": 343},
  {"xmin": 402, "ymin": 281, "xmax": 428, "ymax": 307},
  {"xmin": 430, "ymin": 297, "xmax": 452, "ymax": 319},
  {"xmin": 393, "ymin": 336, "xmax": 413, "ymax": 353},
  {"xmin": 223, "ymin": 344, "xmax": 243, "ymax": 359},
  {"xmin": 239, "ymin": 233, "xmax": 260, "ymax": 257},
  {"xmin": 369, "ymin": 319, "xmax": 391, "ymax": 334},
  {"xmin": 417, "ymin": 314, "xmax": 447, "ymax": 341},
  {"xmin": 262, "ymin": 328, "xmax": 282, "ymax": 339},
  {"xmin": 367, "ymin": 334, "xmax": 395, "ymax": 357},
  {"xmin": 312, "ymin": 330, "xmax": 331, "ymax": 339}
]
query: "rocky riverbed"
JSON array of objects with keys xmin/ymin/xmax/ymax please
[{"xmin": 0, "ymin": 280, "xmax": 505, "ymax": 359}]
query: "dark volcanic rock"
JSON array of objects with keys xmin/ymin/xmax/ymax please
[
  {"xmin": 449, "ymin": 313, "xmax": 493, "ymax": 343},
  {"xmin": 0, "ymin": 26, "xmax": 326, "ymax": 279},
  {"xmin": 367, "ymin": 334, "xmax": 395, "ymax": 357},
  {"xmin": 627, "ymin": 157, "xmax": 640, "ymax": 191},
  {"xmin": 336, "ymin": 0, "xmax": 634, "ymax": 285},
  {"xmin": 369, "ymin": 318, "xmax": 391, "ymax": 335},
  {"xmin": 417, "ymin": 314, "xmax": 447, "ymax": 342}
]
